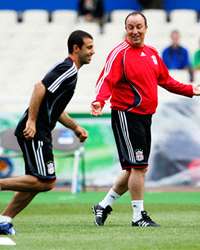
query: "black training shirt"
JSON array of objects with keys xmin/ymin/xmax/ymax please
[{"xmin": 15, "ymin": 57, "xmax": 78, "ymax": 140}]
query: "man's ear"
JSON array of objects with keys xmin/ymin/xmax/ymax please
[{"xmin": 73, "ymin": 44, "xmax": 80, "ymax": 53}]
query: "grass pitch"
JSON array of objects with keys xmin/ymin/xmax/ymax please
[{"xmin": 0, "ymin": 191, "xmax": 200, "ymax": 250}]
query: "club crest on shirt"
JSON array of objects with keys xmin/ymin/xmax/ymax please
[
  {"xmin": 47, "ymin": 161, "xmax": 55, "ymax": 174},
  {"xmin": 140, "ymin": 52, "xmax": 146, "ymax": 56},
  {"xmin": 135, "ymin": 149, "xmax": 144, "ymax": 162}
]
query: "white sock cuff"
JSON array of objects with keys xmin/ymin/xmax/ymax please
[
  {"xmin": 131, "ymin": 200, "xmax": 143, "ymax": 205},
  {"xmin": 0, "ymin": 215, "xmax": 12, "ymax": 223},
  {"xmin": 131, "ymin": 200, "xmax": 144, "ymax": 210},
  {"xmin": 99, "ymin": 188, "xmax": 121, "ymax": 208},
  {"xmin": 109, "ymin": 189, "xmax": 121, "ymax": 198},
  {"xmin": 131, "ymin": 200, "xmax": 144, "ymax": 222}
]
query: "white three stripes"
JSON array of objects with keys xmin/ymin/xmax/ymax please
[
  {"xmin": 96, "ymin": 42, "xmax": 129, "ymax": 95},
  {"xmin": 118, "ymin": 111, "xmax": 135, "ymax": 163},
  {"xmin": 48, "ymin": 63, "xmax": 77, "ymax": 93},
  {"xmin": 32, "ymin": 140, "xmax": 46, "ymax": 176}
]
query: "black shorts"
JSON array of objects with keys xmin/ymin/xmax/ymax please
[
  {"xmin": 17, "ymin": 136, "xmax": 56, "ymax": 180},
  {"xmin": 111, "ymin": 110, "xmax": 152, "ymax": 170}
]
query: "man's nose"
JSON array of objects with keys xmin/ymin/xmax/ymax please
[{"xmin": 132, "ymin": 27, "xmax": 138, "ymax": 34}]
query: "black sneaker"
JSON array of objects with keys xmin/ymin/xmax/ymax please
[
  {"xmin": 92, "ymin": 204, "xmax": 112, "ymax": 226},
  {"xmin": 132, "ymin": 211, "xmax": 160, "ymax": 227},
  {"xmin": 0, "ymin": 222, "xmax": 16, "ymax": 235}
]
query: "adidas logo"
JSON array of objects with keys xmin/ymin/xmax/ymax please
[{"xmin": 140, "ymin": 52, "xmax": 146, "ymax": 56}]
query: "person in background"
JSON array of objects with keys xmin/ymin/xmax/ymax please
[
  {"xmin": 0, "ymin": 30, "xmax": 94, "ymax": 235},
  {"xmin": 162, "ymin": 30, "xmax": 194, "ymax": 82},
  {"xmin": 192, "ymin": 38, "xmax": 200, "ymax": 70},
  {"xmin": 91, "ymin": 12, "xmax": 200, "ymax": 227},
  {"xmin": 77, "ymin": 0, "xmax": 105, "ymax": 34},
  {"xmin": 138, "ymin": 0, "xmax": 162, "ymax": 9}
]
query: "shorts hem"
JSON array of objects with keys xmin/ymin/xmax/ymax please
[
  {"xmin": 122, "ymin": 164, "xmax": 148, "ymax": 170},
  {"xmin": 30, "ymin": 173, "xmax": 56, "ymax": 180}
]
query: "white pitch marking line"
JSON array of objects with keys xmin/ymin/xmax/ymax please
[{"xmin": 0, "ymin": 237, "xmax": 16, "ymax": 245}]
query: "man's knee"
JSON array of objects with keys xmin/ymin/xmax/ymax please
[
  {"xmin": 131, "ymin": 166, "xmax": 148, "ymax": 176},
  {"xmin": 141, "ymin": 167, "xmax": 148, "ymax": 174},
  {"xmin": 37, "ymin": 178, "xmax": 56, "ymax": 192}
]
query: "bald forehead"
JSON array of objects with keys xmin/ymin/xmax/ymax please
[{"xmin": 125, "ymin": 14, "xmax": 147, "ymax": 27}]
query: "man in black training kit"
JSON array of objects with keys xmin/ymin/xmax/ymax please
[{"xmin": 0, "ymin": 30, "xmax": 94, "ymax": 235}]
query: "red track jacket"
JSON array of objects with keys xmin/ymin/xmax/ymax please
[{"xmin": 95, "ymin": 40, "xmax": 193, "ymax": 115}]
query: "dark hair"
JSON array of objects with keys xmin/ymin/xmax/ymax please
[
  {"xmin": 125, "ymin": 11, "xmax": 147, "ymax": 28},
  {"xmin": 171, "ymin": 29, "xmax": 180, "ymax": 35},
  {"xmin": 67, "ymin": 30, "xmax": 93, "ymax": 54}
]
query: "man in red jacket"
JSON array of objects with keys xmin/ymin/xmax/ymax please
[{"xmin": 91, "ymin": 11, "xmax": 200, "ymax": 227}]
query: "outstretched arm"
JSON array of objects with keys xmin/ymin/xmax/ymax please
[
  {"xmin": 92, "ymin": 46, "xmax": 124, "ymax": 116},
  {"xmin": 23, "ymin": 81, "xmax": 46, "ymax": 139},
  {"xmin": 58, "ymin": 112, "xmax": 88, "ymax": 142}
]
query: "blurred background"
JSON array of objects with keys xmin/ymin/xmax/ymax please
[{"xmin": 0, "ymin": 0, "xmax": 200, "ymax": 191}]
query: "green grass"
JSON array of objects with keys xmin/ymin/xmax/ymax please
[{"xmin": 0, "ymin": 191, "xmax": 200, "ymax": 250}]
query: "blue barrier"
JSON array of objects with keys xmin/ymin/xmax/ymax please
[
  {"xmin": 0, "ymin": 0, "xmax": 139, "ymax": 11},
  {"xmin": 0, "ymin": 0, "xmax": 199, "ymax": 12},
  {"xmin": 164, "ymin": 0, "xmax": 200, "ymax": 11},
  {"xmin": 0, "ymin": 0, "xmax": 78, "ymax": 11},
  {"xmin": 104, "ymin": 0, "xmax": 140, "ymax": 12}
]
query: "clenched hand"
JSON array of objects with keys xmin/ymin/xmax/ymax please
[{"xmin": 23, "ymin": 120, "xmax": 36, "ymax": 139}]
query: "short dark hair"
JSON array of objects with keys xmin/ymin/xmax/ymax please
[
  {"xmin": 125, "ymin": 11, "xmax": 147, "ymax": 28},
  {"xmin": 171, "ymin": 29, "xmax": 180, "ymax": 35},
  {"xmin": 67, "ymin": 30, "xmax": 93, "ymax": 54}
]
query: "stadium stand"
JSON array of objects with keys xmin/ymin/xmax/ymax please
[
  {"xmin": 142, "ymin": 9, "xmax": 167, "ymax": 26},
  {"xmin": 111, "ymin": 9, "xmax": 134, "ymax": 24},
  {"xmin": 23, "ymin": 9, "xmax": 49, "ymax": 25},
  {"xmin": 0, "ymin": 10, "xmax": 17, "ymax": 31},
  {"xmin": 53, "ymin": 10, "xmax": 77, "ymax": 26},
  {"xmin": 0, "ymin": 0, "xmax": 200, "ymax": 113}
]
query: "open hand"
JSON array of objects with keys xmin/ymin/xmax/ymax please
[{"xmin": 193, "ymin": 83, "xmax": 200, "ymax": 95}]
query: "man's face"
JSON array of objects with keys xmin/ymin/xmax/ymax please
[
  {"xmin": 78, "ymin": 37, "xmax": 95, "ymax": 66},
  {"xmin": 171, "ymin": 31, "xmax": 180, "ymax": 47},
  {"xmin": 125, "ymin": 14, "xmax": 147, "ymax": 47}
]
